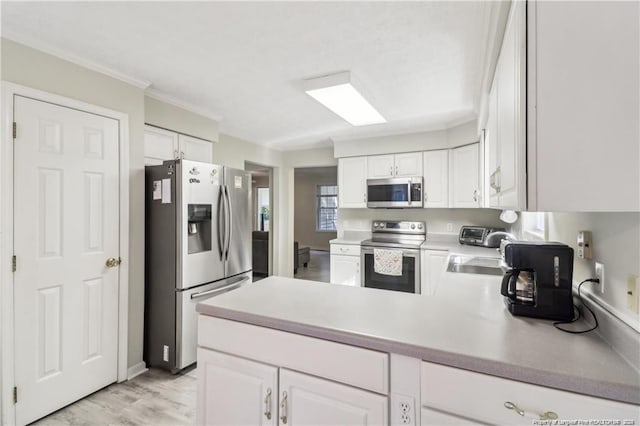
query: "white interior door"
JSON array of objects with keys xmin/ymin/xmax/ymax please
[{"xmin": 13, "ymin": 96, "xmax": 120, "ymax": 425}]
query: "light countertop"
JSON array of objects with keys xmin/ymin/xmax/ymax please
[{"xmin": 197, "ymin": 275, "xmax": 640, "ymax": 405}]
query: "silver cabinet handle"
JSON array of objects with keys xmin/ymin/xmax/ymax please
[
  {"xmin": 504, "ymin": 401, "xmax": 558, "ymax": 420},
  {"xmin": 280, "ymin": 391, "xmax": 288, "ymax": 424},
  {"xmin": 174, "ymin": 150, "xmax": 179, "ymax": 159},
  {"xmin": 363, "ymin": 193, "xmax": 367, "ymax": 203},
  {"xmin": 389, "ymin": 166, "xmax": 393, "ymax": 176},
  {"xmin": 264, "ymin": 388, "xmax": 272, "ymax": 420},
  {"xmin": 395, "ymin": 165, "xmax": 398, "ymax": 175},
  {"xmin": 180, "ymin": 151, "xmax": 185, "ymax": 159},
  {"xmin": 473, "ymin": 189, "xmax": 478, "ymax": 202}
]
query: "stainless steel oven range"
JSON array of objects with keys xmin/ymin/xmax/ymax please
[{"xmin": 360, "ymin": 220, "xmax": 426, "ymax": 293}]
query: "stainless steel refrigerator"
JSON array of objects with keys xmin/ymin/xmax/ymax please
[{"xmin": 144, "ymin": 159, "xmax": 252, "ymax": 372}]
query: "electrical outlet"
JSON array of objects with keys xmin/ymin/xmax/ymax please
[
  {"xmin": 163, "ymin": 345, "xmax": 169, "ymax": 362},
  {"xmin": 595, "ymin": 262, "xmax": 605, "ymax": 294},
  {"xmin": 627, "ymin": 274, "xmax": 639, "ymax": 314},
  {"xmin": 392, "ymin": 394, "xmax": 415, "ymax": 426}
]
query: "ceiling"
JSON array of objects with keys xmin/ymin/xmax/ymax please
[{"xmin": 1, "ymin": 1, "xmax": 492, "ymax": 150}]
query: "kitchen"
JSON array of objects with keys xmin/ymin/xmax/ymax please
[{"xmin": 0, "ymin": 1, "xmax": 639, "ymax": 425}]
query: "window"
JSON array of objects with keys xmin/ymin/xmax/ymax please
[
  {"xmin": 316, "ymin": 185, "xmax": 338, "ymax": 232},
  {"xmin": 522, "ymin": 211, "xmax": 546, "ymax": 240}
]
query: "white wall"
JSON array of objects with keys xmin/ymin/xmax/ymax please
[
  {"xmin": 144, "ymin": 96, "xmax": 219, "ymax": 141},
  {"xmin": 294, "ymin": 168, "xmax": 338, "ymax": 250},
  {"xmin": 544, "ymin": 212, "xmax": 640, "ymax": 330},
  {"xmin": 338, "ymin": 208, "xmax": 503, "ymax": 237}
]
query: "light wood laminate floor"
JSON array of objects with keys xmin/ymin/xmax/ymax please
[{"xmin": 32, "ymin": 368, "xmax": 196, "ymax": 426}]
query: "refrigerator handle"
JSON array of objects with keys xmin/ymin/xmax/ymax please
[
  {"xmin": 224, "ymin": 185, "xmax": 233, "ymax": 261},
  {"xmin": 217, "ymin": 186, "xmax": 225, "ymax": 260}
]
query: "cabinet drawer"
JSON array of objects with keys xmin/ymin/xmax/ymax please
[
  {"xmin": 330, "ymin": 244, "xmax": 361, "ymax": 256},
  {"xmin": 199, "ymin": 316, "xmax": 389, "ymax": 394},
  {"xmin": 421, "ymin": 361, "xmax": 640, "ymax": 425}
]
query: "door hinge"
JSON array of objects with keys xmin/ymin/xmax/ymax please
[
  {"xmin": 12, "ymin": 122, "xmax": 16, "ymax": 139},
  {"xmin": 12, "ymin": 255, "xmax": 16, "ymax": 272},
  {"xmin": 13, "ymin": 386, "xmax": 17, "ymax": 404}
]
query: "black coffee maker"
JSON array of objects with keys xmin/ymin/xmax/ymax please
[{"xmin": 500, "ymin": 241, "xmax": 574, "ymax": 321}]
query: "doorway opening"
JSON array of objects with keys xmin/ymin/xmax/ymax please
[
  {"xmin": 293, "ymin": 166, "xmax": 338, "ymax": 283},
  {"xmin": 245, "ymin": 162, "xmax": 274, "ymax": 282}
]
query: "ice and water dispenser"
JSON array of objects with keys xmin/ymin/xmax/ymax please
[{"xmin": 187, "ymin": 204, "xmax": 212, "ymax": 254}]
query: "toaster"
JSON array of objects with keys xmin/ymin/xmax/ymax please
[{"xmin": 458, "ymin": 226, "xmax": 506, "ymax": 247}]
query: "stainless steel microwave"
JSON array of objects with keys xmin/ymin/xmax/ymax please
[{"xmin": 366, "ymin": 177, "xmax": 423, "ymax": 208}]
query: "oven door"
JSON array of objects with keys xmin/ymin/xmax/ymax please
[{"xmin": 361, "ymin": 247, "xmax": 421, "ymax": 293}]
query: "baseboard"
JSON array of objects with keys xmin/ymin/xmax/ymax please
[{"xmin": 127, "ymin": 362, "xmax": 148, "ymax": 380}]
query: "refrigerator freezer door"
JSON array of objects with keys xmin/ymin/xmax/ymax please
[
  {"xmin": 224, "ymin": 167, "xmax": 253, "ymax": 276},
  {"xmin": 178, "ymin": 160, "xmax": 225, "ymax": 289},
  {"xmin": 175, "ymin": 273, "xmax": 251, "ymax": 370}
]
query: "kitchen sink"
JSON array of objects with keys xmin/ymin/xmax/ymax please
[{"xmin": 446, "ymin": 255, "xmax": 503, "ymax": 276}]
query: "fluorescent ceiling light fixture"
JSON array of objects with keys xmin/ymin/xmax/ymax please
[{"xmin": 304, "ymin": 71, "xmax": 386, "ymax": 126}]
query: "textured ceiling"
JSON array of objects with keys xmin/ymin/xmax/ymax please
[{"xmin": 1, "ymin": 1, "xmax": 491, "ymax": 150}]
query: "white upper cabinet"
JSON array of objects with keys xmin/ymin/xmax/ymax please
[
  {"xmin": 367, "ymin": 154, "xmax": 395, "ymax": 178},
  {"xmin": 367, "ymin": 152, "xmax": 422, "ymax": 178},
  {"xmin": 144, "ymin": 125, "xmax": 178, "ymax": 165},
  {"xmin": 394, "ymin": 152, "xmax": 423, "ymax": 177},
  {"xmin": 528, "ymin": 1, "xmax": 639, "ymax": 211},
  {"xmin": 179, "ymin": 134, "xmax": 213, "ymax": 162},
  {"xmin": 485, "ymin": 0, "xmax": 526, "ymax": 210},
  {"xmin": 423, "ymin": 150, "xmax": 449, "ymax": 208},
  {"xmin": 338, "ymin": 156, "xmax": 368, "ymax": 208},
  {"xmin": 451, "ymin": 143, "xmax": 480, "ymax": 208},
  {"xmin": 144, "ymin": 125, "xmax": 214, "ymax": 165}
]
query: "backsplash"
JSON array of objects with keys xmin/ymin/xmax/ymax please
[
  {"xmin": 337, "ymin": 208, "xmax": 504, "ymax": 236},
  {"xmin": 546, "ymin": 212, "xmax": 640, "ymax": 331}
]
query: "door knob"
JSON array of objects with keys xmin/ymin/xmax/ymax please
[{"xmin": 106, "ymin": 257, "xmax": 121, "ymax": 268}]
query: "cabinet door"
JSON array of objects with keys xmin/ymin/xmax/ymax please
[
  {"xmin": 421, "ymin": 407, "xmax": 482, "ymax": 425},
  {"xmin": 367, "ymin": 154, "xmax": 395, "ymax": 178},
  {"xmin": 179, "ymin": 134, "xmax": 213, "ymax": 163},
  {"xmin": 330, "ymin": 255, "xmax": 360, "ymax": 286},
  {"xmin": 197, "ymin": 348, "xmax": 277, "ymax": 426},
  {"xmin": 338, "ymin": 157, "xmax": 368, "ymax": 208},
  {"xmin": 486, "ymin": 82, "xmax": 500, "ymax": 208},
  {"xmin": 496, "ymin": 0, "xmax": 525, "ymax": 210},
  {"xmin": 279, "ymin": 369, "xmax": 388, "ymax": 426},
  {"xmin": 531, "ymin": 1, "xmax": 639, "ymax": 211},
  {"xmin": 394, "ymin": 152, "xmax": 423, "ymax": 177},
  {"xmin": 423, "ymin": 150, "xmax": 448, "ymax": 208},
  {"xmin": 421, "ymin": 250, "xmax": 448, "ymax": 295},
  {"xmin": 144, "ymin": 125, "xmax": 178, "ymax": 165},
  {"xmin": 450, "ymin": 143, "xmax": 479, "ymax": 208}
]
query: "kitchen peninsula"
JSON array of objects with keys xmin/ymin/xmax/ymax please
[{"xmin": 196, "ymin": 275, "xmax": 640, "ymax": 425}]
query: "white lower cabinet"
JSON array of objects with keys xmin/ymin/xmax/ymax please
[
  {"xmin": 330, "ymin": 243, "xmax": 361, "ymax": 286},
  {"xmin": 281, "ymin": 369, "xmax": 387, "ymax": 425},
  {"xmin": 420, "ymin": 407, "xmax": 481, "ymax": 425},
  {"xmin": 197, "ymin": 349, "xmax": 386, "ymax": 426},
  {"xmin": 197, "ymin": 349, "xmax": 277, "ymax": 426},
  {"xmin": 420, "ymin": 361, "xmax": 639, "ymax": 425},
  {"xmin": 197, "ymin": 316, "xmax": 389, "ymax": 426}
]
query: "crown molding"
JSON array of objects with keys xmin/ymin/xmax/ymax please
[
  {"xmin": 2, "ymin": 30, "xmax": 152, "ymax": 89},
  {"xmin": 144, "ymin": 88, "xmax": 223, "ymax": 122}
]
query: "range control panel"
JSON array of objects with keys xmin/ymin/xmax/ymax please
[{"xmin": 372, "ymin": 220, "xmax": 425, "ymax": 235}]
